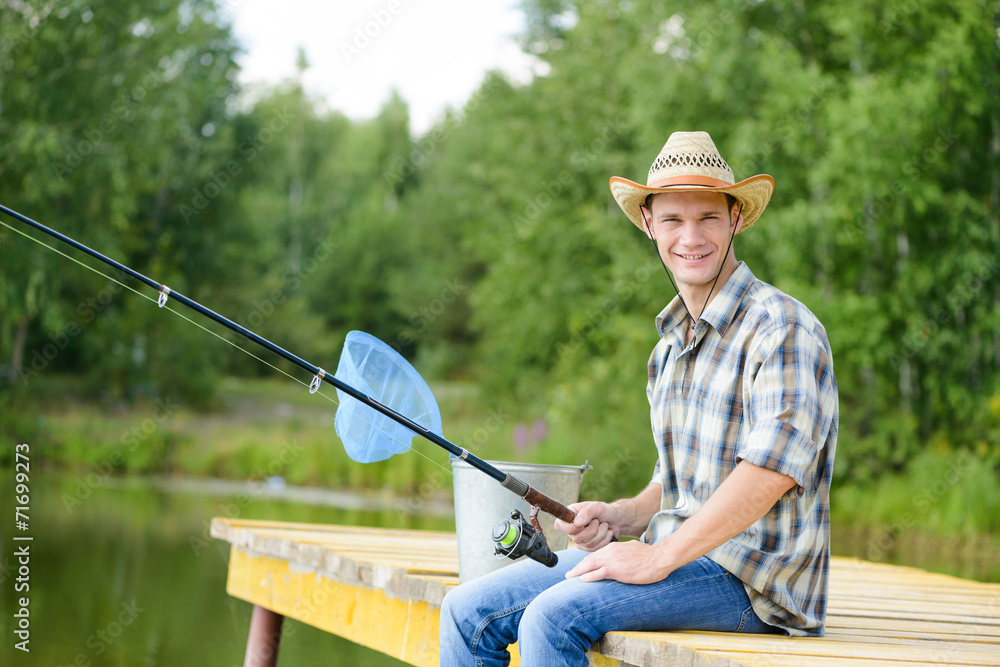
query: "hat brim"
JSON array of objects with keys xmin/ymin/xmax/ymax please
[{"xmin": 609, "ymin": 174, "xmax": 775, "ymax": 234}]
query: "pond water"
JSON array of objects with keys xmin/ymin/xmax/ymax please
[
  {"xmin": 0, "ymin": 472, "xmax": 996, "ymax": 667},
  {"xmin": 0, "ymin": 472, "xmax": 451, "ymax": 667}
]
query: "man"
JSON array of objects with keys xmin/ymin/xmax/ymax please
[{"xmin": 439, "ymin": 131, "xmax": 838, "ymax": 666}]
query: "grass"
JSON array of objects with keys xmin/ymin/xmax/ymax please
[
  {"xmin": 832, "ymin": 445, "xmax": 1000, "ymax": 536},
  {"xmin": 15, "ymin": 374, "xmax": 530, "ymax": 494}
]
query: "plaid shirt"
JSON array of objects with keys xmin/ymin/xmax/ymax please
[{"xmin": 643, "ymin": 261, "xmax": 838, "ymax": 637}]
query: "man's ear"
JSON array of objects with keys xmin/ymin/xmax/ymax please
[
  {"xmin": 730, "ymin": 203, "xmax": 743, "ymax": 234},
  {"xmin": 640, "ymin": 206, "xmax": 655, "ymax": 240}
]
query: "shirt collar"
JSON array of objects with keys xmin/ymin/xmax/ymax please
[{"xmin": 654, "ymin": 261, "xmax": 756, "ymax": 339}]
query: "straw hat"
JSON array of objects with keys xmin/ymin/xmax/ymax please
[{"xmin": 609, "ymin": 131, "xmax": 774, "ymax": 234}]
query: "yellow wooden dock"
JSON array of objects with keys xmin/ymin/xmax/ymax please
[{"xmin": 210, "ymin": 518, "xmax": 1000, "ymax": 666}]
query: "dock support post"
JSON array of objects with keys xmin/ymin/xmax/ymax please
[{"xmin": 243, "ymin": 604, "xmax": 284, "ymax": 667}]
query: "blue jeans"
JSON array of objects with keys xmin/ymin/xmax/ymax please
[{"xmin": 439, "ymin": 549, "xmax": 776, "ymax": 666}]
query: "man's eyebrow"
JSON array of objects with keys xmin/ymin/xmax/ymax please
[{"xmin": 654, "ymin": 208, "xmax": 727, "ymax": 218}]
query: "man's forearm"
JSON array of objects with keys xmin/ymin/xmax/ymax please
[
  {"xmin": 655, "ymin": 461, "xmax": 796, "ymax": 570},
  {"xmin": 611, "ymin": 482, "xmax": 662, "ymax": 538},
  {"xmin": 565, "ymin": 463, "xmax": 797, "ymax": 585}
]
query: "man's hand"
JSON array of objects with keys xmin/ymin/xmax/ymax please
[
  {"xmin": 554, "ymin": 501, "xmax": 624, "ymax": 552},
  {"xmin": 555, "ymin": 484, "xmax": 663, "ymax": 550},
  {"xmin": 564, "ymin": 540, "xmax": 673, "ymax": 584}
]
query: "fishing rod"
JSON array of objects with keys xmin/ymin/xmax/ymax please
[{"xmin": 0, "ymin": 203, "xmax": 578, "ymax": 566}]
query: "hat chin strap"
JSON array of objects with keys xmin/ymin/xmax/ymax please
[{"xmin": 640, "ymin": 203, "xmax": 742, "ymax": 334}]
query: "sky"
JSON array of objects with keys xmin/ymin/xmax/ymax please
[{"xmin": 225, "ymin": 0, "xmax": 541, "ymax": 134}]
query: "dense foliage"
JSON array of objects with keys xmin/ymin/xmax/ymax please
[{"xmin": 2, "ymin": 0, "xmax": 998, "ymax": 495}]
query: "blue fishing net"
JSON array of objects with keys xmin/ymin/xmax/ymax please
[{"xmin": 334, "ymin": 331, "xmax": 443, "ymax": 463}]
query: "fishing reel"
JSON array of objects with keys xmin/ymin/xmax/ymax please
[{"xmin": 492, "ymin": 509, "xmax": 558, "ymax": 568}]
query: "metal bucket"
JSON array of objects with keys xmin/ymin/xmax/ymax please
[{"xmin": 450, "ymin": 459, "xmax": 589, "ymax": 582}]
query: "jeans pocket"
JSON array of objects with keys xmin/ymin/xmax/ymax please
[{"xmin": 735, "ymin": 605, "xmax": 756, "ymax": 633}]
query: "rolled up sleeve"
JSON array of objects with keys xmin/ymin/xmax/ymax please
[{"xmin": 737, "ymin": 323, "xmax": 836, "ymax": 498}]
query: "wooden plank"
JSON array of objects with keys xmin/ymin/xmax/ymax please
[
  {"xmin": 825, "ymin": 624, "xmax": 1000, "ymax": 645},
  {"xmin": 830, "ymin": 566, "xmax": 1000, "ymax": 591},
  {"xmin": 597, "ymin": 631, "xmax": 999, "ymax": 666},
  {"xmin": 594, "ymin": 631, "xmax": 747, "ymax": 667},
  {"xmin": 831, "ymin": 596, "xmax": 990, "ymax": 608},
  {"xmin": 213, "ymin": 517, "xmax": 456, "ymax": 537},
  {"xmin": 830, "ymin": 584, "xmax": 1000, "ymax": 602},
  {"xmin": 826, "ymin": 615, "xmax": 1000, "ymax": 639},
  {"xmin": 699, "ymin": 651, "xmax": 945, "ymax": 667},
  {"xmin": 827, "ymin": 606, "xmax": 1000, "ymax": 628},
  {"xmin": 823, "ymin": 628, "xmax": 999, "ymax": 646}
]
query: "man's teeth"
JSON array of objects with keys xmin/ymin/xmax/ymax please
[{"xmin": 680, "ymin": 254, "xmax": 707, "ymax": 259}]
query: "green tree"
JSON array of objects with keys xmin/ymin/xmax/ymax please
[{"xmin": 0, "ymin": 0, "xmax": 241, "ymax": 400}]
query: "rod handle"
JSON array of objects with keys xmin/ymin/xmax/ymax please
[
  {"xmin": 522, "ymin": 485, "xmax": 577, "ymax": 523},
  {"xmin": 522, "ymin": 484, "xmax": 618, "ymax": 543}
]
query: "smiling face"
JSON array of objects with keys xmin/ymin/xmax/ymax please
[{"xmin": 642, "ymin": 190, "xmax": 742, "ymax": 316}]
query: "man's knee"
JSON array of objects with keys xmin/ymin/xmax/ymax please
[
  {"xmin": 519, "ymin": 592, "xmax": 591, "ymax": 649},
  {"xmin": 440, "ymin": 584, "xmax": 473, "ymax": 630},
  {"xmin": 440, "ymin": 580, "xmax": 500, "ymax": 637},
  {"xmin": 518, "ymin": 595, "xmax": 579, "ymax": 637},
  {"xmin": 519, "ymin": 597, "xmax": 557, "ymax": 635}
]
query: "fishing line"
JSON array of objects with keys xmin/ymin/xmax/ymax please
[
  {"xmin": 0, "ymin": 217, "xmax": 401, "ymax": 445},
  {"xmin": 1, "ymin": 216, "xmax": 460, "ymax": 482},
  {"xmin": 1, "ymin": 217, "xmax": 313, "ymax": 384}
]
